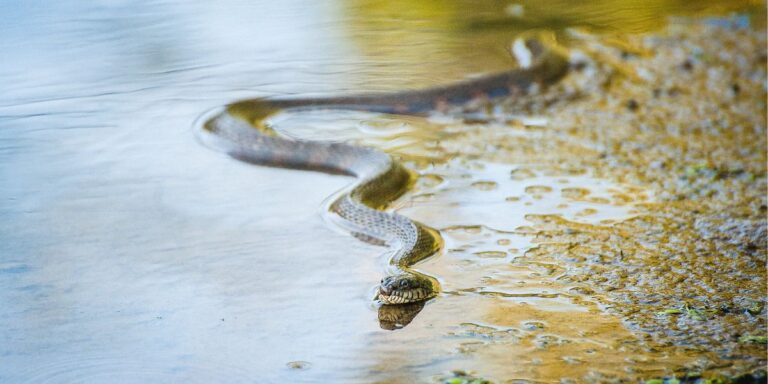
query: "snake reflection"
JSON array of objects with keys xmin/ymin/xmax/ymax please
[{"xmin": 197, "ymin": 38, "xmax": 568, "ymax": 330}]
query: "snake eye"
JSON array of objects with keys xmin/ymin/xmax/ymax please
[{"xmin": 399, "ymin": 280, "xmax": 408, "ymax": 288}]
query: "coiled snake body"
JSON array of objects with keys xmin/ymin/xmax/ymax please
[{"xmin": 198, "ymin": 39, "xmax": 568, "ymax": 326}]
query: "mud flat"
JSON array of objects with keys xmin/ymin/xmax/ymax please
[{"xmin": 401, "ymin": 19, "xmax": 766, "ymax": 382}]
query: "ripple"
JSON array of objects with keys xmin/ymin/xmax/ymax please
[
  {"xmin": 510, "ymin": 168, "xmax": 537, "ymax": 180},
  {"xmin": 472, "ymin": 251, "xmax": 507, "ymax": 259},
  {"xmin": 417, "ymin": 173, "xmax": 445, "ymax": 188},
  {"xmin": 15, "ymin": 356, "xmax": 255, "ymax": 384},
  {"xmin": 286, "ymin": 361, "xmax": 312, "ymax": 370},
  {"xmin": 0, "ymin": 262, "xmax": 30, "ymax": 275}
]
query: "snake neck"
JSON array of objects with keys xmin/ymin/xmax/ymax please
[
  {"xmin": 203, "ymin": 107, "xmax": 441, "ymax": 267},
  {"xmin": 330, "ymin": 174, "xmax": 442, "ymax": 268}
]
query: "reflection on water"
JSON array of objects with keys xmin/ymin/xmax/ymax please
[
  {"xmin": 378, "ymin": 301, "xmax": 426, "ymax": 330},
  {"xmin": 343, "ymin": 0, "xmax": 764, "ymax": 90},
  {"xmin": 0, "ymin": 1, "xmax": 763, "ymax": 383},
  {"xmin": 400, "ymin": 160, "xmax": 650, "ymax": 230}
]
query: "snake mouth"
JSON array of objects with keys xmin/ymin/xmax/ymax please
[
  {"xmin": 378, "ymin": 273, "xmax": 436, "ymax": 305},
  {"xmin": 377, "ymin": 286, "xmax": 433, "ymax": 305}
]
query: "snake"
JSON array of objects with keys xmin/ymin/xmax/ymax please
[{"xmin": 197, "ymin": 38, "xmax": 568, "ymax": 315}]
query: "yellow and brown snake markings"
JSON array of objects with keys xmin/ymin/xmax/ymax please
[{"xmin": 197, "ymin": 37, "xmax": 569, "ymax": 329}]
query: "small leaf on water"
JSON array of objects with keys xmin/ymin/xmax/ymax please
[
  {"xmin": 746, "ymin": 302, "xmax": 763, "ymax": 315},
  {"xmin": 657, "ymin": 308, "xmax": 683, "ymax": 315},
  {"xmin": 684, "ymin": 305, "xmax": 706, "ymax": 321},
  {"xmin": 739, "ymin": 335, "xmax": 768, "ymax": 344}
]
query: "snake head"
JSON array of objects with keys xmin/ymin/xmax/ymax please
[{"xmin": 377, "ymin": 273, "xmax": 435, "ymax": 305}]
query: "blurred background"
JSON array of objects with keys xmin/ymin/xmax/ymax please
[{"xmin": 0, "ymin": 1, "xmax": 764, "ymax": 383}]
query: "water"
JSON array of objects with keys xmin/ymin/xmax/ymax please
[{"xmin": 1, "ymin": 1, "xmax": 763, "ymax": 383}]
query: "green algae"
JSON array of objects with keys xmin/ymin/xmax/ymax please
[
  {"xmin": 738, "ymin": 335, "xmax": 768, "ymax": 344},
  {"xmin": 657, "ymin": 308, "xmax": 684, "ymax": 316},
  {"xmin": 441, "ymin": 370, "xmax": 494, "ymax": 384}
]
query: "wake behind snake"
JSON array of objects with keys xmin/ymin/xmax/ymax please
[{"xmin": 197, "ymin": 37, "xmax": 569, "ymax": 329}]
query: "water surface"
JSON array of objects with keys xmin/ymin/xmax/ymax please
[{"xmin": 1, "ymin": 1, "xmax": 764, "ymax": 383}]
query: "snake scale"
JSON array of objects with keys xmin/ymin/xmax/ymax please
[{"xmin": 197, "ymin": 38, "xmax": 568, "ymax": 326}]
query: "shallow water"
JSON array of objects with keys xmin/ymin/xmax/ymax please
[{"xmin": 1, "ymin": 1, "xmax": 764, "ymax": 383}]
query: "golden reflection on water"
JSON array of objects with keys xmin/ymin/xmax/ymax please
[{"xmin": 341, "ymin": 0, "xmax": 764, "ymax": 90}]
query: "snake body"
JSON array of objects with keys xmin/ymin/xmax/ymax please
[{"xmin": 198, "ymin": 38, "xmax": 568, "ymax": 311}]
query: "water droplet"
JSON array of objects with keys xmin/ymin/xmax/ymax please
[
  {"xmin": 418, "ymin": 173, "xmax": 444, "ymax": 188},
  {"xmin": 471, "ymin": 180, "xmax": 498, "ymax": 191},
  {"xmin": 576, "ymin": 208, "xmax": 598, "ymax": 216},
  {"xmin": 522, "ymin": 321, "xmax": 546, "ymax": 331},
  {"xmin": 561, "ymin": 187, "xmax": 591, "ymax": 199},
  {"xmin": 473, "ymin": 251, "xmax": 507, "ymax": 258},
  {"xmin": 510, "ymin": 168, "xmax": 537, "ymax": 180},
  {"xmin": 524, "ymin": 185, "xmax": 553, "ymax": 194}
]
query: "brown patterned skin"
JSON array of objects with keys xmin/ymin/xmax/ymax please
[{"xmin": 197, "ymin": 38, "xmax": 568, "ymax": 328}]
